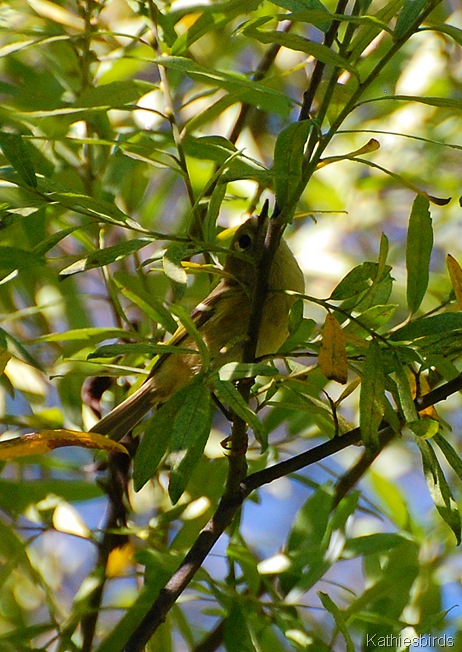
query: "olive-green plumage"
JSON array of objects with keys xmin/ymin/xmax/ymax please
[{"xmin": 90, "ymin": 215, "xmax": 305, "ymax": 441}]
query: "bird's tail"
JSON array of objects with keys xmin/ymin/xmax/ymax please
[{"xmin": 89, "ymin": 379, "xmax": 157, "ymax": 441}]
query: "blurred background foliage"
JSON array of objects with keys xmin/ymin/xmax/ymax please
[{"xmin": 2, "ymin": 0, "xmax": 462, "ymax": 650}]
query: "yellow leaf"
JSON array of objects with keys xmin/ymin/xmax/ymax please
[
  {"xmin": 0, "ymin": 349, "xmax": 11, "ymax": 375},
  {"xmin": 318, "ymin": 313, "xmax": 348, "ymax": 384},
  {"xmin": 106, "ymin": 543, "xmax": 135, "ymax": 577},
  {"xmin": 27, "ymin": 0, "xmax": 84, "ymax": 30},
  {"xmin": 0, "ymin": 429, "xmax": 127, "ymax": 460},
  {"xmin": 409, "ymin": 373, "xmax": 438, "ymax": 420},
  {"xmin": 447, "ymin": 253, "xmax": 462, "ymax": 309}
]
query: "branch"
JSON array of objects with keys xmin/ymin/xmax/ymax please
[
  {"xmin": 298, "ymin": 0, "xmax": 349, "ymax": 121},
  {"xmin": 121, "ymin": 372, "xmax": 462, "ymax": 651},
  {"xmin": 80, "ymin": 444, "xmax": 135, "ymax": 650},
  {"xmin": 224, "ymin": 204, "xmax": 284, "ymax": 495},
  {"xmin": 229, "ymin": 21, "xmax": 292, "ymax": 145}
]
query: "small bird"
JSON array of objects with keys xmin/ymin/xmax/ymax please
[{"xmin": 90, "ymin": 210, "xmax": 305, "ymax": 441}]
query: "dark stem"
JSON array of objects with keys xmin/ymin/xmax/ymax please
[
  {"xmin": 229, "ymin": 21, "xmax": 293, "ymax": 145},
  {"xmin": 298, "ymin": 0, "xmax": 349, "ymax": 121},
  {"xmin": 80, "ymin": 446, "xmax": 134, "ymax": 651}
]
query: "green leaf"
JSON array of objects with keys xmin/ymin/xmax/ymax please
[
  {"xmin": 88, "ymin": 342, "xmax": 196, "ymax": 359},
  {"xmin": 212, "ymin": 378, "xmax": 266, "ymax": 448},
  {"xmin": 162, "ymin": 244, "xmax": 189, "ymax": 287},
  {"xmin": 329, "ymin": 262, "xmax": 379, "ymax": 300},
  {"xmin": 348, "ymin": 304, "xmax": 397, "ymax": 334},
  {"xmin": 0, "ymin": 246, "xmax": 43, "ymax": 270},
  {"xmin": 273, "ymin": 121, "xmax": 313, "ymax": 215},
  {"xmin": 244, "ymin": 27, "xmax": 358, "ymax": 77},
  {"xmin": 287, "ymin": 485, "xmax": 333, "ymax": 553},
  {"xmin": 36, "ymin": 179, "xmax": 144, "ymax": 230},
  {"xmin": 223, "ymin": 603, "xmax": 254, "ymax": 652},
  {"xmin": 408, "ymin": 419, "xmax": 439, "ymax": 439},
  {"xmin": 318, "ymin": 593, "xmax": 355, "ymax": 652},
  {"xmin": 59, "ymin": 238, "xmax": 154, "ymax": 276},
  {"xmin": 133, "ymin": 376, "xmax": 211, "ymax": 496},
  {"xmin": 394, "ymin": 0, "xmax": 428, "ymax": 38},
  {"xmin": 406, "ymin": 195, "xmax": 433, "ymax": 313},
  {"xmin": 424, "ymin": 22, "xmax": 462, "ymax": 46},
  {"xmin": 392, "ymin": 361, "xmax": 418, "ymax": 423},
  {"xmin": 389, "ymin": 313, "xmax": 462, "ymax": 341},
  {"xmin": 418, "ymin": 438, "xmax": 461, "ymax": 544},
  {"xmin": 343, "ymin": 533, "xmax": 408, "ymax": 558},
  {"xmin": 0, "ymin": 133, "xmax": 36, "ymax": 187},
  {"xmin": 0, "ymin": 624, "xmax": 56, "ymax": 648},
  {"xmin": 157, "ymin": 56, "xmax": 294, "ymax": 116},
  {"xmin": 217, "ymin": 362, "xmax": 278, "ymax": 381},
  {"xmin": 171, "ymin": 0, "xmax": 261, "ymax": 55},
  {"xmin": 272, "ymin": 0, "xmax": 329, "ymax": 18},
  {"xmin": 170, "ymin": 304, "xmax": 210, "ymax": 370},
  {"xmin": 434, "ymin": 433, "xmax": 462, "ymax": 482},
  {"xmin": 32, "ymin": 226, "xmax": 79, "ymax": 256},
  {"xmin": 113, "ymin": 273, "xmax": 178, "ymax": 334},
  {"xmin": 183, "ymin": 134, "xmax": 237, "ymax": 163},
  {"xmin": 168, "ymin": 379, "xmax": 212, "ymax": 504},
  {"xmin": 77, "ymin": 80, "xmax": 152, "ymax": 108},
  {"xmin": 360, "ymin": 340, "xmax": 385, "ymax": 451},
  {"xmin": 280, "ymin": 486, "xmax": 334, "ymax": 596},
  {"xmin": 38, "ymin": 326, "xmax": 132, "ymax": 343}
]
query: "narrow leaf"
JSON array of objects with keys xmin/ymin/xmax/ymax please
[
  {"xmin": 168, "ymin": 380, "xmax": 212, "ymax": 504},
  {"xmin": 170, "ymin": 304, "xmax": 210, "ymax": 370},
  {"xmin": 408, "ymin": 419, "xmax": 439, "ymax": 439},
  {"xmin": 434, "ymin": 433, "xmax": 462, "ymax": 482},
  {"xmin": 59, "ymin": 238, "xmax": 154, "ymax": 276},
  {"xmin": 390, "ymin": 313, "xmax": 462, "ymax": 341},
  {"xmin": 162, "ymin": 245, "xmax": 189, "ymax": 287},
  {"xmin": 157, "ymin": 56, "xmax": 293, "ymax": 116},
  {"xmin": 393, "ymin": 362, "xmax": 418, "ymax": 423},
  {"xmin": 133, "ymin": 377, "xmax": 212, "ymax": 495},
  {"xmin": 359, "ymin": 340, "xmax": 385, "ymax": 451},
  {"xmin": 406, "ymin": 195, "xmax": 433, "ymax": 313},
  {"xmin": 88, "ymin": 342, "xmax": 196, "ymax": 359},
  {"xmin": 330, "ymin": 262, "xmax": 379, "ymax": 300},
  {"xmin": 0, "ymin": 133, "xmax": 36, "ymax": 187},
  {"xmin": 318, "ymin": 313, "xmax": 348, "ymax": 384},
  {"xmin": 244, "ymin": 27, "xmax": 358, "ymax": 77},
  {"xmin": 218, "ymin": 362, "xmax": 278, "ymax": 381},
  {"xmin": 394, "ymin": 0, "xmax": 428, "ymax": 38},
  {"xmin": 418, "ymin": 438, "xmax": 461, "ymax": 544},
  {"xmin": 317, "ymin": 138, "xmax": 380, "ymax": 168},
  {"xmin": 212, "ymin": 378, "xmax": 266, "ymax": 448},
  {"xmin": 318, "ymin": 593, "xmax": 355, "ymax": 652},
  {"xmin": 114, "ymin": 273, "xmax": 178, "ymax": 334},
  {"xmin": 273, "ymin": 121, "xmax": 313, "ymax": 214},
  {"xmin": 447, "ymin": 254, "xmax": 462, "ymax": 309},
  {"xmin": 0, "ymin": 246, "xmax": 43, "ymax": 270}
]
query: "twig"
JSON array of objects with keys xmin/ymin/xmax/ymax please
[
  {"xmin": 229, "ymin": 21, "xmax": 293, "ymax": 145},
  {"xmin": 80, "ymin": 445, "xmax": 134, "ymax": 651},
  {"xmin": 298, "ymin": 0, "xmax": 349, "ymax": 121}
]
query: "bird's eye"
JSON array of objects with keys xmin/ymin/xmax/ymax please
[{"xmin": 237, "ymin": 232, "xmax": 252, "ymax": 250}]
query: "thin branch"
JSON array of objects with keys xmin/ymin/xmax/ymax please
[
  {"xmin": 147, "ymin": 0, "xmax": 195, "ymax": 207},
  {"xmin": 224, "ymin": 205, "xmax": 280, "ymax": 498},
  {"xmin": 80, "ymin": 446, "xmax": 134, "ymax": 651},
  {"xmin": 298, "ymin": 0, "xmax": 349, "ymax": 121},
  {"xmin": 229, "ymin": 21, "xmax": 292, "ymax": 145}
]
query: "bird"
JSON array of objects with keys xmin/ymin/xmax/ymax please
[{"xmin": 89, "ymin": 209, "xmax": 305, "ymax": 442}]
